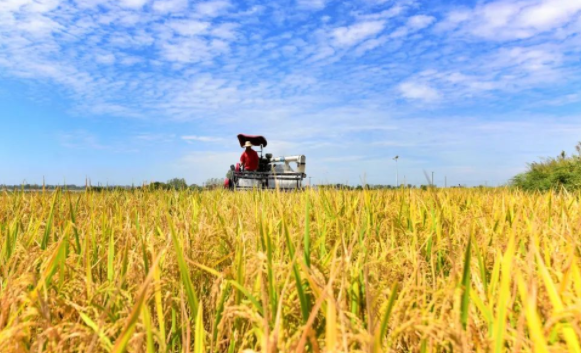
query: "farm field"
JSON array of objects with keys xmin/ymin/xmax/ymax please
[{"xmin": 0, "ymin": 188, "xmax": 580, "ymax": 352}]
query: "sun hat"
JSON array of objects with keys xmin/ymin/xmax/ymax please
[{"xmin": 243, "ymin": 141, "xmax": 253, "ymax": 148}]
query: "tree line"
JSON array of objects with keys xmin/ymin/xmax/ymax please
[
  {"xmin": 0, "ymin": 178, "xmax": 225, "ymax": 192},
  {"xmin": 511, "ymin": 142, "xmax": 581, "ymax": 191}
]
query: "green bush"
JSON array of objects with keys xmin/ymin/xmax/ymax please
[{"xmin": 512, "ymin": 143, "xmax": 581, "ymax": 191}]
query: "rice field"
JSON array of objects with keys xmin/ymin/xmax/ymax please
[{"xmin": 0, "ymin": 188, "xmax": 580, "ymax": 352}]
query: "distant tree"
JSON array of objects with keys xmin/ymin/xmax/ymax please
[
  {"xmin": 148, "ymin": 182, "xmax": 169, "ymax": 190},
  {"xmin": 512, "ymin": 142, "xmax": 581, "ymax": 191},
  {"xmin": 167, "ymin": 178, "xmax": 188, "ymax": 190},
  {"xmin": 205, "ymin": 178, "xmax": 224, "ymax": 189}
]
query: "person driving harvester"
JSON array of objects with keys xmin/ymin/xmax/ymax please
[{"xmin": 240, "ymin": 141, "xmax": 259, "ymax": 171}]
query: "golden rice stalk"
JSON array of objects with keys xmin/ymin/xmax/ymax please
[
  {"xmin": 535, "ymin": 246, "xmax": 581, "ymax": 353},
  {"xmin": 111, "ymin": 251, "xmax": 165, "ymax": 353},
  {"xmin": 493, "ymin": 233, "xmax": 514, "ymax": 353},
  {"xmin": 515, "ymin": 271, "xmax": 549, "ymax": 353},
  {"xmin": 194, "ymin": 302, "xmax": 205, "ymax": 353}
]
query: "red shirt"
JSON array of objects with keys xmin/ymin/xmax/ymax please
[{"xmin": 240, "ymin": 148, "xmax": 259, "ymax": 171}]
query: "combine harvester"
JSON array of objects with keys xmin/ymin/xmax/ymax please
[{"xmin": 224, "ymin": 134, "xmax": 307, "ymax": 190}]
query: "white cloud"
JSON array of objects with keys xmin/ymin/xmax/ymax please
[
  {"xmin": 355, "ymin": 35, "xmax": 387, "ymax": 55},
  {"xmin": 517, "ymin": 0, "xmax": 581, "ymax": 31},
  {"xmin": 332, "ymin": 21, "xmax": 385, "ymax": 47},
  {"xmin": 439, "ymin": 0, "xmax": 581, "ymax": 41},
  {"xmin": 78, "ymin": 102, "xmax": 144, "ymax": 118},
  {"xmin": 167, "ymin": 20, "xmax": 210, "ymax": 36},
  {"xmin": 160, "ymin": 37, "xmax": 229, "ymax": 63},
  {"xmin": 354, "ymin": 3, "xmax": 411, "ymax": 21},
  {"xmin": 391, "ymin": 14, "xmax": 435, "ymax": 38},
  {"xmin": 3, "ymin": 0, "xmax": 62, "ymax": 13},
  {"xmin": 211, "ymin": 22, "xmax": 238, "ymax": 40},
  {"xmin": 0, "ymin": 0, "xmax": 29, "ymax": 12},
  {"xmin": 135, "ymin": 133, "xmax": 176, "ymax": 142},
  {"xmin": 297, "ymin": 0, "xmax": 327, "ymax": 11},
  {"xmin": 389, "ymin": 40, "xmax": 567, "ymax": 102},
  {"xmin": 119, "ymin": 55, "xmax": 143, "ymax": 65},
  {"xmin": 398, "ymin": 81, "xmax": 441, "ymax": 101},
  {"xmin": 545, "ymin": 93, "xmax": 581, "ymax": 106},
  {"xmin": 181, "ymin": 135, "xmax": 224, "ymax": 142},
  {"xmin": 500, "ymin": 46, "xmax": 561, "ymax": 72},
  {"xmin": 95, "ymin": 53, "xmax": 116, "ymax": 64},
  {"xmin": 16, "ymin": 14, "xmax": 62, "ymax": 36},
  {"xmin": 195, "ymin": 0, "xmax": 231, "ymax": 17},
  {"xmin": 152, "ymin": 0, "xmax": 187, "ymax": 13},
  {"xmin": 119, "ymin": 0, "xmax": 148, "ymax": 9},
  {"xmin": 309, "ymin": 46, "xmax": 335, "ymax": 61},
  {"xmin": 407, "ymin": 15, "xmax": 435, "ymax": 30},
  {"xmin": 434, "ymin": 9, "xmax": 471, "ymax": 32}
]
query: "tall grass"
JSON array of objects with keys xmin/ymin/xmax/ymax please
[{"xmin": 0, "ymin": 187, "xmax": 580, "ymax": 352}]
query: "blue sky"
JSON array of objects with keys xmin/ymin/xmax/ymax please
[{"xmin": 1, "ymin": 0, "xmax": 581, "ymax": 186}]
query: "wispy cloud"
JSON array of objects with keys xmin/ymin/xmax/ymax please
[
  {"xmin": 135, "ymin": 133, "xmax": 176, "ymax": 142},
  {"xmin": 195, "ymin": 0, "xmax": 232, "ymax": 17},
  {"xmin": 181, "ymin": 135, "xmax": 224, "ymax": 143},
  {"xmin": 4, "ymin": 0, "xmax": 576, "ymax": 121},
  {"xmin": 332, "ymin": 21, "xmax": 386, "ymax": 47},
  {"xmin": 152, "ymin": 0, "xmax": 188, "ymax": 13},
  {"xmin": 399, "ymin": 81, "xmax": 440, "ymax": 101},
  {"xmin": 296, "ymin": 0, "xmax": 328, "ymax": 11},
  {"xmin": 391, "ymin": 14, "xmax": 435, "ymax": 38},
  {"xmin": 437, "ymin": 0, "xmax": 581, "ymax": 41}
]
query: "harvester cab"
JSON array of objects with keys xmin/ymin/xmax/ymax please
[{"xmin": 224, "ymin": 134, "xmax": 307, "ymax": 190}]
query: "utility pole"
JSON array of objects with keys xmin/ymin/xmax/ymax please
[
  {"xmin": 445, "ymin": 176, "xmax": 447, "ymax": 188},
  {"xmin": 393, "ymin": 156, "xmax": 399, "ymax": 187},
  {"xmin": 309, "ymin": 176, "xmax": 312, "ymax": 187},
  {"xmin": 431, "ymin": 171, "xmax": 434, "ymax": 187}
]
